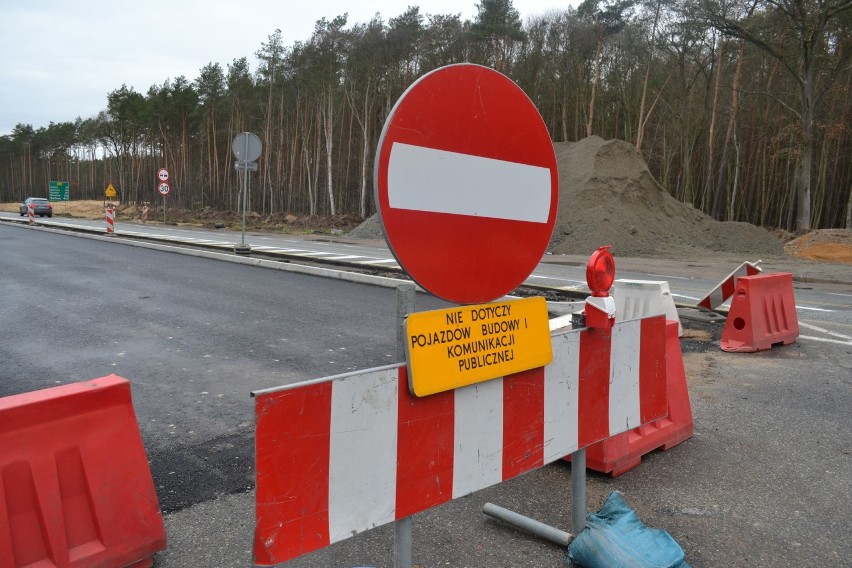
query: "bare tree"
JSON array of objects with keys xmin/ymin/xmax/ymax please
[{"xmin": 701, "ymin": 0, "xmax": 852, "ymax": 230}]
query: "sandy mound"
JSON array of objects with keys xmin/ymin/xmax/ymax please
[
  {"xmin": 548, "ymin": 136, "xmax": 785, "ymax": 258},
  {"xmin": 784, "ymin": 229, "xmax": 852, "ymax": 263},
  {"xmin": 348, "ymin": 214, "xmax": 383, "ymax": 239},
  {"xmin": 351, "ymin": 136, "xmax": 786, "ymax": 259}
]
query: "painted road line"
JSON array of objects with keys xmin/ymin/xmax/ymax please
[
  {"xmin": 388, "ymin": 143, "xmax": 551, "ymax": 223},
  {"xmin": 289, "ymin": 251, "xmax": 341, "ymax": 257},
  {"xmin": 642, "ymin": 272, "xmax": 691, "ymax": 280},
  {"xmin": 672, "ymin": 293, "xmax": 700, "ymax": 301},
  {"xmin": 529, "ymin": 274, "xmax": 587, "ymax": 284},
  {"xmin": 799, "ymin": 335, "xmax": 852, "ymax": 346},
  {"xmin": 799, "ymin": 322, "xmax": 852, "ymax": 341},
  {"xmin": 360, "ymin": 259, "xmax": 399, "ymax": 265},
  {"xmin": 797, "ymin": 306, "xmax": 835, "ymax": 312}
]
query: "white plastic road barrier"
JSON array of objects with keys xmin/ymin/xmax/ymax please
[{"xmin": 613, "ymin": 279, "xmax": 682, "ymax": 336}]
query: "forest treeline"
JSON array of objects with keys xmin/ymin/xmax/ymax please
[{"xmin": 1, "ymin": 0, "xmax": 850, "ymax": 230}]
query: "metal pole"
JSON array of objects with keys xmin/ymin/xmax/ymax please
[
  {"xmin": 394, "ymin": 284, "xmax": 415, "ymax": 568},
  {"xmin": 482, "ymin": 503, "xmax": 573, "ymax": 547},
  {"xmin": 571, "ymin": 448, "xmax": 587, "ymax": 534},
  {"xmin": 241, "ymin": 137, "xmax": 249, "ymax": 247},
  {"xmin": 163, "ymin": 195, "xmax": 166, "ymax": 224},
  {"xmin": 396, "ymin": 284, "xmax": 415, "ymax": 359}
]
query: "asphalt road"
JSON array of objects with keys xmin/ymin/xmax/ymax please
[
  {"xmin": 2, "ymin": 222, "xmax": 850, "ymax": 567},
  {"xmin": 2, "ymin": 213, "xmax": 850, "ymax": 330}
]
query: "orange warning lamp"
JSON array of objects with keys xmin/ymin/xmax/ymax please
[{"xmin": 586, "ymin": 245, "xmax": 615, "ymax": 297}]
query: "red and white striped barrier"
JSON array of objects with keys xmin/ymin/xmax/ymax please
[
  {"xmin": 696, "ymin": 261, "xmax": 762, "ymax": 311},
  {"xmin": 27, "ymin": 202, "xmax": 35, "ymax": 224},
  {"xmin": 106, "ymin": 207, "xmax": 115, "ymax": 234},
  {"xmin": 253, "ymin": 315, "xmax": 668, "ymax": 565}
]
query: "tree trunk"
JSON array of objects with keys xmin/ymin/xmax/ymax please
[
  {"xmin": 636, "ymin": 0, "xmax": 661, "ymax": 150},
  {"xmin": 713, "ymin": 39, "xmax": 745, "ymax": 220},
  {"xmin": 846, "ymin": 183, "xmax": 852, "ymax": 229},
  {"xmin": 796, "ymin": 67, "xmax": 814, "ymax": 231},
  {"xmin": 704, "ymin": 36, "xmax": 724, "ymax": 217},
  {"xmin": 323, "ymin": 87, "xmax": 336, "ymax": 216},
  {"xmin": 587, "ymin": 34, "xmax": 602, "ymax": 138}
]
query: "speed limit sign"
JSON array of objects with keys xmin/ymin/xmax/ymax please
[{"xmin": 158, "ymin": 182, "xmax": 170, "ymax": 195}]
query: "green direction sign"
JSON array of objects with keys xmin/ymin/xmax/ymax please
[{"xmin": 49, "ymin": 180, "xmax": 69, "ymax": 201}]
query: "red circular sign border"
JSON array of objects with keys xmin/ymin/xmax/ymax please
[{"xmin": 374, "ymin": 64, "xmax": 558, "ymax": 304}]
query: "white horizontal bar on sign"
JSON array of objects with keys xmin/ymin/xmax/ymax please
[{"xmin": 388, "ymin": 143, "xmax": 552, "ymax": 223}]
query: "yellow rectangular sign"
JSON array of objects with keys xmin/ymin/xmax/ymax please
[{"xmin": 405, "ymin": 297, "xmax": 553, "ymax": 397}]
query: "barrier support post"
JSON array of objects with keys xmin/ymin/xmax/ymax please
[
  {"xmin": 395, "ymin": 284, "xmax": 415, "ymax": 568},
  {"xmin": 482, "ymin": 503, "xmax": 573, "ymax": 546},
  {"xmin": 571, "ymin": 448, "xmax": 587, "ymax": 533}
]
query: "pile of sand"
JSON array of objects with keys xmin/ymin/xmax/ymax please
[
  {"xmin": 350, "ymin": 136, "xmax": 786, "ymax": 259},
  {"xmin": 784, "ymin": 229, "xmax": 852, "ymax": 263},
  {"xmin": 547, "ymin": 136, "xmax": 784, "ymax": 258}
]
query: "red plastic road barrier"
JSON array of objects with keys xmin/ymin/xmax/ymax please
[
  {"xmin": 579, "ymin": 320, "xmax": 694, "ymax": 476},
  {"xmin": 721, "ymin": 272, "xmax": 799, "ymax": 352},
  {"xmin": 27, "ymin": 203, "xmax": 34, "ymax": 224},
  {"xmin": 0, "ymin": 375, "xmax": 166, "ymax": 568},
  {"xmin": 106, "ymin": 207, "xmax": 115, "ymax": 234}
]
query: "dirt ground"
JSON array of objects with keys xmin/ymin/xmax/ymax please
[
  {"xmin": 0, "ymin": 200, "xmax": 364, "ymax": 236},
  {"xmin": 782, "ymin": 229, "xmax": 852, "ymax": 263}
]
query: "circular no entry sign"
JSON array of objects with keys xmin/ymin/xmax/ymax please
[{"xmin": 374, "ymin": 64, "xmax": 558, "ymax": 304}]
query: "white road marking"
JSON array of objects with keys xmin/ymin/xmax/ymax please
[
  {"xmin": 672, "ymin": 293, "xmax": 700, "ymax": 301},
  {"xmin": 799, "ymin": 322, "xmax": 852, "ymax": 341},
  {"xmin": 797, "ymin": 306, "xmax": 834, "ymax": 313},
  {"xmin": 361, "ymin": 259, "xmax": 399, "ymax": 265},
  {"xmin": 799, "ymin": 335, "xmax": 852, "ymax": 346}
]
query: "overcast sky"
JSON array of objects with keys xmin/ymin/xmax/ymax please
[{"xmin": 0, "ymin": 1, "xmax": 569, "ymax": 136}]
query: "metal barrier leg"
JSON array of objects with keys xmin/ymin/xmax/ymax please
[
  {"xmin": 482, "ymin": 503, "xmax": 573, "ymax": 546},
  {"xmin": 571, "ymin": 448, "xmax": 587, "ymax": 534},
  {"xmin": 394, "ymin": 285, "xmax": 415, "ymax": 568}
]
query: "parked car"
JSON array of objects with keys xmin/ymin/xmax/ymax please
[{"xmin": 19, "ymin": 197, "xmax": 53, "ymax": 217}]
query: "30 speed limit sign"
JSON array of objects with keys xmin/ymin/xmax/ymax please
[{"xmin": 158, "ymin": 182, "xmax": 170, "ymax": 195}]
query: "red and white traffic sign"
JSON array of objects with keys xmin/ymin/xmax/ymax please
[
  {"xmin": 375, "ymin": 64, "xmax": 558, "ymax": 304},
  {"xmin": 157, "ymin": 182, "xmax": 170, "ymax": 196},
  {"xmin": 157, "ymin": 168, "xmax": 169, "ymax": 182}
]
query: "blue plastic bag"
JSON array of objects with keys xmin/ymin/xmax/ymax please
[{"xmin": 567, "ymin": 491, "xmax": 689, "ymax": 568}]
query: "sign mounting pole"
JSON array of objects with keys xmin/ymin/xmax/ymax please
[
  {"xmin": 232, "ymin": 132, "xmax": 262, "ymax": 255},
  {"xmin": 241, "ymin": 134, "xmax": 249, "ymax": 248},
  {"xmin": 157, "ymin": 169, "xmax": 170, "ymax": 224},
  {"xmin": 394, "ymin": 284, "xmax": 415, "ymax": 568}
]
